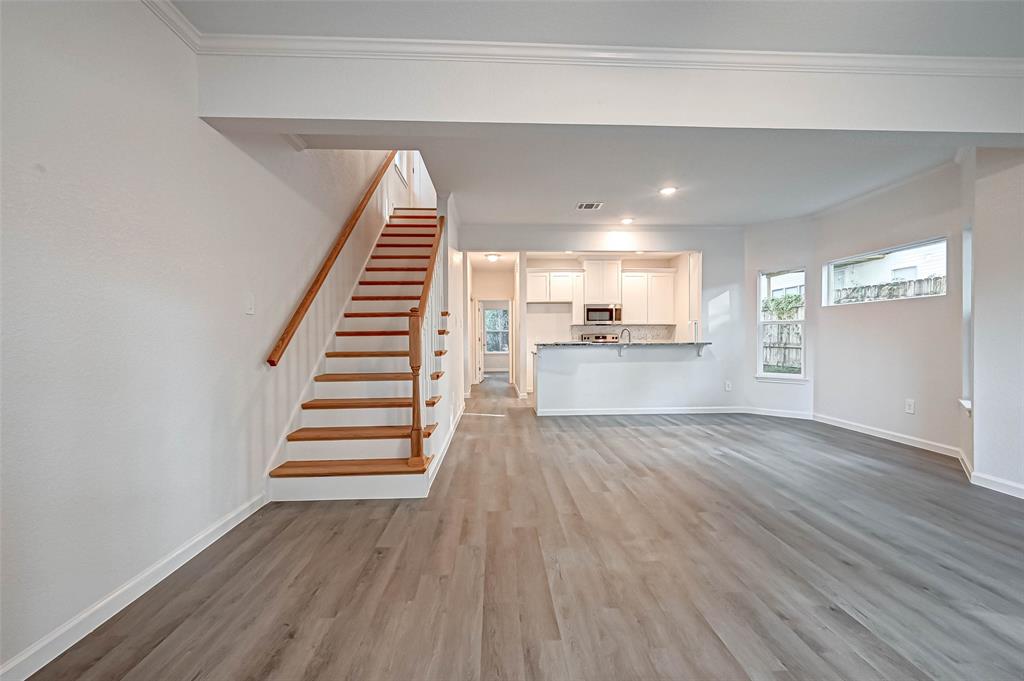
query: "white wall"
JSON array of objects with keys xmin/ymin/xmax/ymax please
[
  {"xmin": 1, "ymin": 3, "xmax": 390, "ymax": 675},
  {"xmin": 811, "ymin": 164, "xmax": 963, "ymax": 456},
  {"xmin": 972, "ymin": 149, "xmax": 1024, "ymax": 497},
  {"xmin": 471, "ymin": 269, "xmax": 514, "ymax": 300}
]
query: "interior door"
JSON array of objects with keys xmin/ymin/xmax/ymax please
[{"xmin": 475, "ymin": 300, "xmax": 484, "ymax": 383}]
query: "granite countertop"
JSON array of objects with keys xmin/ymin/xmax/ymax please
[{"xmin": 535, "ymin": 341, "xmax": 712, "ymax": 347}]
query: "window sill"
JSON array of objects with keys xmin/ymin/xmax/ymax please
[
  {"xmin": 484, "ymin": 351, "xmax": 509, "ymax": 355},
  {"xmin": 755, "ymin": 375, "xmax": 808, "ymax": 384}
]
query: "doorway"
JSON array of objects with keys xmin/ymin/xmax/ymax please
[{"xmin": 477, "ymin": 299, "xmax": 511, "ymax": 384}]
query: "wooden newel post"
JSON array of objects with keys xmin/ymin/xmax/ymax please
[{"xmin": 408, "ymin": 309, "xmax": 425, "ymax": 467}]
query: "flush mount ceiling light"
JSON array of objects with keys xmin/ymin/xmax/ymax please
[
  {"xmin": 635, "ymin": 251, "xmax": 645, "ymax": 255},
  {"xmin": 621, "ymin": 218, "xmax": 634, "ymax": 225},
  {"xmin": 485, "ymin": 253, "xmax": 500, "ymax": 262},
  {"xmin": 564, "ymin": 250, "xmax": 574, "ymax": 254},
  {"xmin": 658, "ymin": 186, "xmax": 678, "ymax": 196}
]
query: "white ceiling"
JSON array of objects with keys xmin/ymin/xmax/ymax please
[
  {"xmin": 468, "ymin": 251, "xmax": 516, "ymax": 271},
  {"xmin": 173, "ymin": 1, "xmax": 1024, "ymax": 58},
  {"xmin": 302, "ymin": 123, "xmax": 958, "ymax": 227}
]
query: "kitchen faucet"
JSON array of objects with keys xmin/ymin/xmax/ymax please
[{"xmin": 620, "ymin": 327, "xmax": 632, "ymax": 345}]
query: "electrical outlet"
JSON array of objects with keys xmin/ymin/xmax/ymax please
[
  {"xmin": 904, "ymin": 398, "xmax": 916, "ymax": 415},
  {"xmin": 724, "ymin": 380, "xmax": 733, "ymax": 392}
]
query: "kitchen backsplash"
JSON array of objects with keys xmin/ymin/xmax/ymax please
[{"xmin": 570, "ymin": 325, "xmax": 675, "ymax": 341}]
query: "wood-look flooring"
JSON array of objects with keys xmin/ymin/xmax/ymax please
[{"xmin": 32, "ymin": 375, "xmax": 1024, "ymax": 680}]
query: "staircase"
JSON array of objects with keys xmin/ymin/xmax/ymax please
[{"xmin": 269, "ymin": 206, "xmax": 449, "ymax": 488}]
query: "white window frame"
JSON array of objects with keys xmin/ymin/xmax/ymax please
[
  {"xmin": 756, "ymin": 268, "xmax": 806, "ymax": 381},
  {"xmin": 393, "ymin": 150, "xmax": 409, "ymax": 186},
  {"xmin": 483, "ymin": 305, "xmax": 510, "ymax": 354},
  {"xmin": 822, "ymin": 237, "xmax": 948, "ymax": 307}
]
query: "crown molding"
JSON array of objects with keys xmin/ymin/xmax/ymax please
[
  {"xmin": 143, "ymin": 2, "xmax": 1023, "ymax": 79},
  {"xmin": 141, "ymin": 0, "xmax": 200, "ymax": 52}
]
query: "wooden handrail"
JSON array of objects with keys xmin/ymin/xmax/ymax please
[
  {"xmin": 413, "ymin": 216, "xmax": 445, "ymax": 318},
  {"xmin": 266, "ymin": 150, "xmax": 397, "ymax": 366},
  {"xmin": 407, "ymin": 215, "xmax": 444, "ymax": 467}
]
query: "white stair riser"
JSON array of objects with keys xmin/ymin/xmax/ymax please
[
  {"xmin": 368, "ymin": 257, "xmax": 430, "ymax": 268},
  {"xmin": 301, "ymin": 407, "xmax": 412, "ymax": 428},
  {"xmin": 287, "ymin": 437, "xmax": 409, "ymax": 460},
  {"xmin": 269, "ymin": 472, "xmax": 431, "ymax": 501},
  {"xmin": 361, "ymin": 269, "xmax": 428, "ymax": 281},
  {"xmin": 315, "ymin": 380, "xmax": 412, "ymax": 399},
  {"xmin": 378, "ymin": 236, "xmax": 434, "ymax": 246},
  {"xmin": 357, "ymin": 284, "xmax": 422, "ymax": 297},
  {"xmin": 325, "ymin": 355, "xmax": 409, "ymax": 372},
  {"xmin": 340, "ymin": 316, "xmax": 409, "ymax": 331},
  {"xmin": 372, "ymin": 247, "xmax": 433, "ymax": 257},
  {"xmin": 333, "ymin": 335, "xmax": 408, "ymax": 352},
  {"xmin": 348, "ymin": 299, "xmax": 417, "ymax": 313}
]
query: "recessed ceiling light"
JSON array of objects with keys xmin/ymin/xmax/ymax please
[
  {"xmin": 621, "ymin": 218, "xmax": 634, "ymax": 225},
  {"xmin": 658, "ymin": 186, "xmax": 678, "ymax": 196},
  {"xmin": 564, "ymin": 250, "xmax": 573, "ymax": 254},
  {"xmin": 485, "ymin": 253, "xmax": 500, "ymax": 262},
  {"xmin": 635, "ymin": 251, "xmax": 645, "ymax": 255}
]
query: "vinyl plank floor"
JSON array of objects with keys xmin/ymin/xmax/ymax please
[{"xmin": 31, "ymin": 375, "xmax": 1024, "ymax": 681}]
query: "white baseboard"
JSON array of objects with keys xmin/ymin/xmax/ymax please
[
  {"xmin": 812, "ymin": 413, "xmax": 963, "ymax": 460},
  {"xmin": 426, "ymin": 401, "xmax": 464, "ymax": 491},
  {"xmin": 970, "ymin": 472, "xmax": 1024, "ymax": 500},
  {"xmin": 535, "ymin": 405, "xmax": 812, "ymax": 418},
  {"xmin": 0, "ymin": 494, "xmax": 267, "ymax": 681}
]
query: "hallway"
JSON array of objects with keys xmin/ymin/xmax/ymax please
[{"xmin": 32, "ymin": 380, "xmax": 1024, "ymax": 680}]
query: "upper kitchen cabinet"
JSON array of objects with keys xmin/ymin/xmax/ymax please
[
  {"xmin": 621, "ymin": 270, "xmax": 675, "ymax": 324},
  {"xmin": 526, "ymin": 270, "xmax": 580, "ymax": 303},
  {"xmin": 583, "ymin": 260, "xmax": 622, "ymax": 304},
  {"xmin": 526, "ymin": 272, "xmax": 550, "ymax": 302}
]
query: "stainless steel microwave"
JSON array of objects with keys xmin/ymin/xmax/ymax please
[{"xmin": 584, "ymin": 305, "xmax": 622, "ymax": 324}]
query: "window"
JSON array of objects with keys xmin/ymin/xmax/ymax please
[
  {"xmin": 758, "ymin": 269, "xmax": 805, "ymax": 378},
  {"xmin": 825, "ymin": 239, "xmax": 946, "ymax": 305},
  {"xmin": 484, "ymin": 308, "xmax": 509, "ymax": 353}
]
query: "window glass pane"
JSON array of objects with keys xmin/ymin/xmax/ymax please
[
  {"xmin": 760, "ymin": 270, "xmax": 805, "ymax": 321},
  {"xmin": 829, "ymin": 240, "xmax": 946, "ymax": 305},
  {"xmin": 485, "ymin": 331, "xmax": 509, "ymax": 353},
  {"xmin": 483, "ymin": 308, "xmax": 509, "ymax": 331},
  {"xmin": 761, "ymin": 322, "xmax": 803, "ymax": 375}
]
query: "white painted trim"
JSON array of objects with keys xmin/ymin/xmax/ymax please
[
  {"xmin": 970, "ymin": 472, "xmax": 1024, "ymax": 501},
  {"xmin": 0, "ymin": 494, "xmax": 266, "ymax": 681},
  {"xmin": 959, "ymin": 451, "xmax": 975, "ymax": 479},
  {"xmin": 140, "ymin": 4, "xmax": 1022, "ymax": 79},
  {"xmin": 813, "ymin": 412, "xmax": 963, "ymax": 459},
  {"xmin": 283, "ymin": 133, "xmax": 307, "ymax": 151},
  {"xmin": 535, "ymin": 405, "xmax": 812, "ymax": 418},
  {"xmin": 425, "ymin": 401, "xmax": 464, "ymax": 490},
  {"xmin": 140, "ymin": 0, "xmax": 201, "ymax": 51}
]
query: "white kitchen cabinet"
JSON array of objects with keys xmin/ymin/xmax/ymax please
[
  {"xmin": 648, "ymin": 273, "xmax": 675, "ymax": 324},
  {"xmin": 620, "ymin": 271, "xmax": 675, "ymax": 324},
  {"xmin": 621, "ymin": 272, "xmax": 648, "ymax": 324},
  {"xmin": 526, "ymin": 272, "xmax": 550, "ymax": 302},
  {"xmin": 549, "ymin": 272, "xmax": 574, "ymax": 302},
  {"xmin": 583, "ymin": 260, "xmax": 622, "ymax": 304},
  {"xmin": 571, "ymin": 272, "xmax": 585, "ymax": 324}
]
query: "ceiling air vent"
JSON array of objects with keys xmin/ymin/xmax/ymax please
[{"xmin": 576, "ymin": 202, "xmax": 604, "ymax": 211}]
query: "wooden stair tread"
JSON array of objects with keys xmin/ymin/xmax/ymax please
[
  {"xmin": 370, "ymin": 255, "xmax": 430, "ymax": 260},
  {"xmin": 315, "ymin": 372, "xmax": 412, "ymax": 382},
  {"xmin": 359, "ymin": 280, "xmax": 425, "ymax": 285},
  {"xmin": 326, "ymin": 350, "xmax": 408, "ymax": 358},
  {"xmin": 336, "ymin": 329, "xmax": 409, "ymax": 337},
  {"xmin": 430, "ymin": 370, "xmax": 445, "ymax": 380},
  {"xmin": 288, "ymin": 425, "xmax": 415, "ymax": 441},
  {"xmin": 352, "ymin": 295, "xmax": 419, "ymax": 301},
  {"xmin": 344, "ymin": 311, "xmax": 412, "ymax": 318},
  {"xmin": 434, "ymin": 349, "xmax": 447, "ymax": 357},
  {"xmin": 302, "ymin": 397, "xmax": 412, "ymax": 410},
  {"xmin": 375, "ymin": 244, "xmax": 432, "ymax": 248},
  {"xmin": 426, "ymin": 395, "xmax": 442, "ymax": 407},
  {"xmin": 270, "ymin": 457, "xmax": 430, "ymax": 478},
  {"xmin": 437, "ymin": 329, "xmax": 450, "ymax": 335},
  {"xmin": 424, "ymin": 423, "xmax": 437, "ymax": 437},
  {"xmin": 365, "ymin": 267, "xmax": 428, "ymax": 272},
  {"xmin": 440, "ymin": 311, "xmax": 450, "ymax": 317}
]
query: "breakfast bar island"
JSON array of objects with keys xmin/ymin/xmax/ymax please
[{"xmin": 533, "ymin": 341, "xmax": 714, "ymax": 416}]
